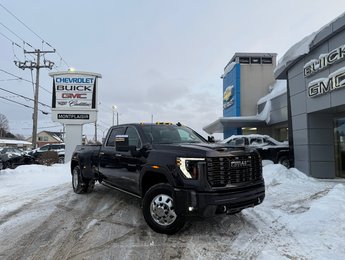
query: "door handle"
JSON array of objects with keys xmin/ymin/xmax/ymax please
[
  {"xmin": 100, "ymin": 152, "xmax": 105, "ymax": 155},
  {"xmin": 115, "ymin": 154, "xmax": 122, "ymax": 157}
]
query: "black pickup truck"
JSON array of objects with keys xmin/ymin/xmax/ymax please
[{"xmin": 71, "ymin": 123, "xmax": 265, "ymax": 234}]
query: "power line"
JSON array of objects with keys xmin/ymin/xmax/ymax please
[
  {"xmin": 0, "ymin": 96, "xmax": 49, "ymax": 114},
  {"xmin": 0, "ymin": 21, "xmax": 34, "ymax": 49},
  {"xmin": 21, "ymin": 124, "xmax": 61, "ymax": 130},
  {"xmin": 0, "ymin": 68, "xmax": 51, "ymax": 94},
  {"xmin": 0, "ymin": 87, "xmax": 51, "ymax": 108},
  {"xmin": 0, "ymin": 30, "xmax": 21, "ymax": 48},
  {"xmin": 0, "ymin": 2, "xmax": 47, "ymax": 45},
  {"xmin": 0, "ymin": 2, "xmax": 70, "ymax": 69},
  {"xmin": 0, "ymin": 78, "xmax": 20, "ymax": 82}
]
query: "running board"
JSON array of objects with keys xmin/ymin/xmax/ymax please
[{"xmin": 101, "ymin": 181, "xmax": 141, "ymax": 199}]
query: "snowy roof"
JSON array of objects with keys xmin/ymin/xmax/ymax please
[
  {"xmin": 203, "ymin": 101, "xmax": 271, "ymax": 134},
  {"xmin": 275, "ymin": 12, "xmax": 345, "ymax": 79},
  {"xmin": 0, "ymin": 139, "xmax": 32, "ymax": 145},
  {"xmin": 257, "ymin": 80, "xmax": 287, "ymax": 104},
  {"xmin": 46, "ymin": 131, "xmax": 64, "ymax": 142}
]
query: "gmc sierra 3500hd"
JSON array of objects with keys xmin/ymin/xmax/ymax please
[{"xmin": 71, "ymin": 123, "xmax": 265, "ymax": 234}]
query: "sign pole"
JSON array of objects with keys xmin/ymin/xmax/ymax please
[{"xmin": 64, "ymin": 124, "xmax": 83, "ymax": 162}]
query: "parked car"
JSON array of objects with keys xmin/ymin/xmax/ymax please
[
  {"xmin": 220, "ymin": 134, "xmax": 291, "ymax": 168},
  {"xmin": 0, "ymin": 147, "xmax": 23, "ymax": 157},
  {"xmin": 0, "ymin": 147, "xmax": 35, "ymax": 169},
  {"xmin": 30, "ymin": 143, "xmax": 65, "ymax": 163}
]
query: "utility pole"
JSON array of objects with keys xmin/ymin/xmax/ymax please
[
  {"xmin": 15, "ymin": 49, "xmax": 55, "ymax": 148},
  {"xmin": 94, "ymin": 122, "xmax": 98, "ymax": 143}
]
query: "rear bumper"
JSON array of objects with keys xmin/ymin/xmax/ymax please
[{"xmin": 174, "ymin": 181, "xmax": 265, "ymax": 217}]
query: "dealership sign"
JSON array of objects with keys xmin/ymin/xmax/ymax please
[
  {"xmin": 308, "ymin": 66, "xmax": 345, "ymax": 98},
  {"xmin": 52, "ymin": 75, "xmax": 96, "ymax": 110},
  {"xmin": 304, "ymin": 44, "xmax": 345, "ymax": 78},
  {"xmin": 49, "ymin": 71, "xmax": 102, "ymax": 124},
  {"xmin": 305, "ymin": 44, "xmax": 345, "ymax": 98}
]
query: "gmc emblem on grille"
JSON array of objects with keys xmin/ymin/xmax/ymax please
[{"xmin": 230, "ymin": 160, "xmax": 248, "ymax": 168}]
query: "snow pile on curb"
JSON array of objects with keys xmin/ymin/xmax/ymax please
[{"xmin": 0, "ymin": 163, "xmax": 71, "ymax": 197}]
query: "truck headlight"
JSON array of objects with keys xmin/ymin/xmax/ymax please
[{"xmin": 176, "ymin": 157, "xmax": 205, "ymax": 179}]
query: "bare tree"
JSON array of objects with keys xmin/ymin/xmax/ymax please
[
  {"xmin": 0, "ymin": 113, "xmax": 9, "ymax": 138},
  {"xmin": 15, "ymin": 134, "xmax": 26, "ymax": 140}
]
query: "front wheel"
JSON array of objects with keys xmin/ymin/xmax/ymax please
[
  {"xmin": 72, "ymin": 165, "xmax": 95, "ymax": 194},
  {"xmin": 142, "ymin": 183, "xmax": 185, "ymax": 235}
]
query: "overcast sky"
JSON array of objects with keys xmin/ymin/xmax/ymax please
[{"xmin": 1, "ymin": 0, "xmax": 345, "ymax": 140}]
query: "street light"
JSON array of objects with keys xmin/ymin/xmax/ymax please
[{"xmin": 112, "ymin": 105, "xmax": 119, "ymax": 126}]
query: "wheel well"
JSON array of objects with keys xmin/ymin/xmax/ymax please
[
  {"xmin": 141, "ymin": 171, "xmax": 169, "ymax": 197},
  {"xmin": 70, "ymin": 160, "xmax": 79, "ymax": 175}
]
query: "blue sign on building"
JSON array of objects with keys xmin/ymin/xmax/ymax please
[{"xmin": 223, "ymin": 63, "xmax": 241, "ymax": 138}]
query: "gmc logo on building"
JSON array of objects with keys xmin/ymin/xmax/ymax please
[{"xmin": 62, "ymin": 93, "xmax": 87, "ymax": 99}]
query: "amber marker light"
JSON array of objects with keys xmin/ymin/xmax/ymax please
[{"xmin": 151, "ymin": 165, "xmax": 160, "ymax": 169}]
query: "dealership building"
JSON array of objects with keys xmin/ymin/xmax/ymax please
[
  {"xmin": 275, "ymin": 13, "xmax": 345, "ymax": 178},
  {"xmin": 203, "ymin": 52, "xmax": 288, "ymax": 141},
  {"xmin": 204, "ymin": 13, "xmax": 345, "ymax": 179}
]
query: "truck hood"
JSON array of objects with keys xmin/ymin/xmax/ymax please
[{"xmin": 152, "ymin": 142, "xmax": 256, "ymax": 157}]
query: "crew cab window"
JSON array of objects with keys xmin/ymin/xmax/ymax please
[
  {"xmin": 106, "ymin": 127, "xmax": 126, "ymax": 147},
  {"xmin": 125, "ymin": 127, "xmax": 141, "ymax": 148}
]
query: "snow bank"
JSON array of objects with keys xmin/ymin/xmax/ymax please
[
  {"xmin": 280, "ymin": 184, "xmax": 345, "ymax": 259},
  {"xmin": 0, "ymin": 163, "xmax": 70, "ymax": 197},
  {"xmin": 255, "ymin": 164, "xmax": 345, "ymax": 259},
  {"xmin": 263, "ymin": 164, "xmax": 316, "ymax": 186}
]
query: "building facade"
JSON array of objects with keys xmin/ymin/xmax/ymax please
[
  {"xmin": 275, "ymin": 12, "xmax": 345, "ymax": 178},
  {"xmin": 205, "ymin": 52, "xmax": 289, "ymax": 141},
  {"xmin": 26, "ymin": 131, "xmax": 64, "ymax": 148},
  {"xmin": 222, "ymin": 53, "xmax": 277, "ymax": 138}
]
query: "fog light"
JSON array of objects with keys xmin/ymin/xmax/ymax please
[{"xmin": 188, "ymin": 207, "xmax": 194, "ymax": 212}]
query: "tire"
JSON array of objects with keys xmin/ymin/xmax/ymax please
[
  {"xmin": 278, "ymin": 156, "xmax": 290, "ymax": 168},
  {"xmin": 3, "ymin": 161, "xmax": 13, "ymax": 169},
  {"xmin": 58, "ymin": 156, "xmax": 64, "ymax": 164},
  {"xmin": 72, "ymin": 165, "xmax": 95, "ymax": 194},
  {"xmin": 142, "ymin": 183, "xmax": 185, "ymax": 235}
]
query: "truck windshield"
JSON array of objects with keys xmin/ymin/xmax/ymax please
[{"xmin": 142, "ymin": 125, "xmax": 206, "ymax": 144}]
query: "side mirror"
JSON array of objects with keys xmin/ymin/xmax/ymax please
[
  {"xmin": 115, "ymin": 135, "xmax": 129, "ymax": 152},
  {"xmin": 208, "ymin": 136, "xmax": 215, "ymax": 143},
  {"xmin": 129, "ymin": 145, "xmax": 142, "ymax": 157}
]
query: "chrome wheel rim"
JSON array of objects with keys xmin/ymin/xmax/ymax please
[
  {"xmin": 73, "ymin": 168, "xmax": 79, "ymax": 188},
  {"xmin": 150, "ymin": 194, "xmax": 177, "ymax": 226}
]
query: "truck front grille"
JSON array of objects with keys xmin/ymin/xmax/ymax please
[{"xmin": 206, "ymin": 154, "xmax": 262, "ymax": 187}]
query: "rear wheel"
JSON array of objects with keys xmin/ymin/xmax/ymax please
[
  {"xmin": 72, "ymin": 165, "xmax": 95, "ymax": 194},
  {"xmin": 58, "ymin": 156, "xmax": 64, "ymax": 164},
  {"xmin": 278, "ymin": 156, "xmax": 290, "ymax": 168},
  {"xmin": 3, "ymin": 161, "xmax": 13, "ymax": 169},
  {"xmin": 142, "ymin": 183, "xmax": 185, "ymax": 234}
]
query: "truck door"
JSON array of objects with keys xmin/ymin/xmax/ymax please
[
  {"xmin": 99, "ymin": 126, "xmax": 126, "ymax": 183},
  {"xmin": 118, "ymin": 126, "xmax": 145, "ymax": 194}
]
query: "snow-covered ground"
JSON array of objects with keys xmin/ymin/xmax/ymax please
[{"xmin": 0, "ymin": 162, "xmax": 344, "ymax": 259}]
